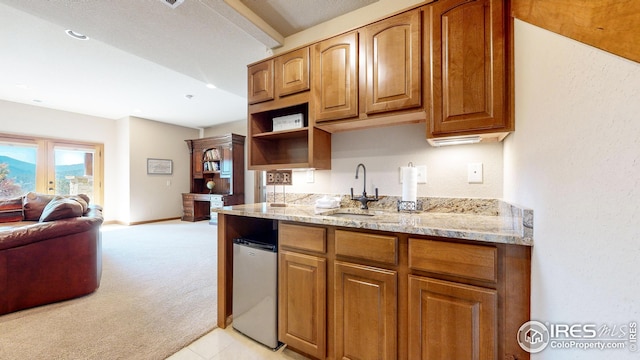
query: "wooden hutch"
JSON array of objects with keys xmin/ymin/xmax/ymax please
[{"xmin": 182, "ymin": 133, "xmax": 245, "ymax": 222}]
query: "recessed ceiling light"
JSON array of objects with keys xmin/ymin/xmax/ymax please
[
  {"xmin": 185, "ymin": 94, "xmax": 194, "ymax": 99},
  {"xmin": 65, "ymin": 29, "xmax": 89, "ymax": 41},
  {"xmin": 205, "ymin": 83, "xmax": 217, "ymax": 89},
  {"xmin": 32, "ymin": 99, "xmax": 42, "ymax": 103}
]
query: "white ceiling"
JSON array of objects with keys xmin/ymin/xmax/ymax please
[{"xmin": 0, "ymin": 0, "xmax": 377, "ymax": 129}]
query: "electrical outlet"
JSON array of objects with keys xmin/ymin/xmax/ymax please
[
  {"xmin": 468, "ymin": 163, "xmax": 483, "ymax": 183},
  {"xmin": 416, "ymin": 165, "xmax": 427, "ymax": 184},
  {"xmin": 306, "ymin": 169, "xmax": 315, "ymax": 183}
]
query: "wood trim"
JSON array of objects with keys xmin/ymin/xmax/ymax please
[
  {"xmin": 126, "ymin": 217, "xmax": 181, "ymax": 225},
  {"xmin": 217, "ymin": 213, "xmax": 230, "ymax": 328},
  {"xmin": 512, "ymin": 0, "xmax": 640, "ymax": 63}
]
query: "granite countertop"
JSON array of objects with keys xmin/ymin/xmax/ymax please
[{"xmin": 215, "ymin": 194, "xmax": 533, "ymax": 246}]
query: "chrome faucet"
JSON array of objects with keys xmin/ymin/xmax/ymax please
[{"xmin": 350, "ymin": 163, "xmax": 379, "ymax": 209}]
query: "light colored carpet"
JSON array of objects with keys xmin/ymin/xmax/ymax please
[{"xmin": 0, "ymin": 219, "xmax": 217, "ymax": 360}]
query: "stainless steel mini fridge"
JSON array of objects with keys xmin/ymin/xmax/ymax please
[{"xmin": 232, "ymin": 235, "xmax": 278, "ymax": 349}]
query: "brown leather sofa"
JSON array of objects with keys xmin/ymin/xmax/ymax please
[{"xmin": 0, "ymin": 193, "xmax": 103, "ymax": 315}]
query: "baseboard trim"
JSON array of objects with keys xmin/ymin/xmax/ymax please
[{"xmin": 106, "ymin": 217, "xmax": 182, "ymax": 226}]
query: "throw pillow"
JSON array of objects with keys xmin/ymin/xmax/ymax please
[
  {"xmin": 23, "ymin": 192, "xmax": 55, "ymax": 221},
  {"xmin": 67, "ymin": 195, "xmax": 89, "ymax": 214},
  {"xmin": 39, "ymin": 196, "xmax": 85, "ymax": 222},
  {"xmin": 0, "ymin": 196, "xmax": 23, "ymax": 223}
]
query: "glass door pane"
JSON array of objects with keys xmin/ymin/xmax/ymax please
[
  {"xmin": 0, "ymin": 141, "xmax": 37, "ymax": 198},
  {"xmin": 52, "ymin": 146, "xmax": 96, "ymax": 203}
]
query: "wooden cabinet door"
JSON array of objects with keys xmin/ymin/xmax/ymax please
[
  {"xmin": 428, "ymin": 0, "xmax": 508, "ymax": 137},
  {"xmin": 335, "ymin": 261, "xmax": 397, "ymax": 360},
  {"xmin": 220, "ymin": 146, "xmax": 232, "ymax": 179},
  {"xmin": 408, "ymin": 276, "xmax": 497, "ymax": 360},
  {"xmin": 248, "ymin": 59, "xmax": 274, "ymax": 104},
  {"xmin": 278, "ymin": 251, "xmax": 326, "ymax": 359},
  {"xmin": 313, "ymin": 31, "xmax": 359, "ymax": 122},
  {"xmin": 364, "ymin": 9, "xmax": 422, "ymax": 115},
  {"xmin": 275, "ymin": 47, "xmax": 310, "ymax": 97},
  {"xmin": 193, "ymin": 149, "xmax": 204, "ymax": 179}
]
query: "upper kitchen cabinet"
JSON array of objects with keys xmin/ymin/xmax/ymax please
[
  {"xmin": 248, "ymin": 46, "xmax": 331, "ymax": 171},
  {"xmin": 275, "ymin": 47, "xmax": 310, "ymax": 98},
  {"xmin": 364, "ymin": 9, "xmax": 422, "ymax": 115},
  {"xmin": 249, "ymin": 47, "xmax": 311, "ymax": 106},
  {"xmin": 426, "ymin": 0, "xmax": 513, "ymax": 143},
  {"xmin": 247, "ymin": 59, "xmax": 274, "ymax": 105},
  {"xmin": 314, "ymin": 10, "xmax": 426, "ymax": 133},
  {"xmin": 313, "ymin": 31, "xmax": 359, "ymax": 122}
]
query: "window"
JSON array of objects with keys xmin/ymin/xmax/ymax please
[
  {"xmin": 0, "ymin": 134, "xmax": 103, "ymax": 205},
  {"xmin": 0, "ymin": 139, "xmax": 37, "ymax": 197}
]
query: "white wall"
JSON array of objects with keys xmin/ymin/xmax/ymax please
[
  {"xmin": 504, "ymin": 20, "xmax": 640, "ymax": 359},
  {"xmin": 0, "ymin": 99, "xmax": 119, "ymax": 220},
  {"xmin": 288, "ymin": 123, "xmax": 504, "ymax": 199},
  {"xmin": 128, "ymin": 116, "xmax": 199, "ymax": 223}
]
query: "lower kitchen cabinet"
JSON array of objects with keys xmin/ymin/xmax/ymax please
[
  {"xmin": 278, "ymin": 250, "xmax": 327, "ymax": 359},
  {"xmin": 273, "ymin": 223, "xmax": 529, "ymax": 360},
  {"xmin": 408, "ymin": 276, "xmax": 497, "ymax": 359},
  {"xmin": 334, "ymin": 261, "xmax": 397, "ymax": 360}
]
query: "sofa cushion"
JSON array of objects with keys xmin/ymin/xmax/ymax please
[
  {"xmin": 72, "ymin": 195, "xmax": 89, "ymax": 214},
  {"xmin": 23, "ymin": 192, "xmax": 91, "ymax": 220},
  {"xmin": 39, "ymin": 196, "xmax": 85, "ymax": 222},
  {"xmin": 0, "ymin": 196, "xmax": 23, "ymax": 223},
  {"xmin": 23, "ymin": 192, "xmax": 55, "ymax": 221}
]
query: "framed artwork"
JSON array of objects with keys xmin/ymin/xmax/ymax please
[{"xmin": 147, "ymin": 158, "xmax": 173, "ymax": 175}]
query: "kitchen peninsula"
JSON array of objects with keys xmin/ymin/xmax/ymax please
[{"xmin": 216, "ymin": 196, "xmax": 532, "ymax": 360}]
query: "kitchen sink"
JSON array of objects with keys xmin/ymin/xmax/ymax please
[{"xmin": 327, "ymin": 212, "xmax": 375, "ymax": 219}]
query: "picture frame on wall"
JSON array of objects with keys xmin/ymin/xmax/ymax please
[{"xmin": 147, "ymin": 158, "xmax": 173, "ymax": 175}]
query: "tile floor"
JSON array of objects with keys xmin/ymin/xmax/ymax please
[{"xmin": 166, "ymin": 326, "xmax": 310, "ymax": 360}]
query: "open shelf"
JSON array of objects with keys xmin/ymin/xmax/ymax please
[{"xmin": 252, "ymin": 127, "xmax": 309, "ymax": 140}]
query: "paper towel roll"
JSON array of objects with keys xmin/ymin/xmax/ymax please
[{"xmin": 401, "ymin": 166, "xmax": 418, "ymax": 203}]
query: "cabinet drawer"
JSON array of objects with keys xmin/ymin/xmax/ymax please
[
  {"xmin": 335, "ymin": 230, "xmax": 398, "ymax": 265},
  {"xmin": 279, "ymin": 223, "xmax": 326, "ymax": 253},
  {"xmin": 408, "ymin": 239, "xmax": 497, "ymax": 282}
]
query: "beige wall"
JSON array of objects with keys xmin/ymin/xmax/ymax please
[
  {"xmin": 127, "ymin": 116, "xmax": 198, "ymax": 223},
  {"xmin": 0, "ymin": 100, "xmax": 201, "ymax": 223},
  {"xmin": 0, "ymin": 99, "xmax": 120, "ymax": 220},
  {"xmin": 284, "ymin": 123, "xmax": 503, "ymax": 199},
  {"xmin": 505, "ymin": 20, "xmax": 640, "ymax": 359}
]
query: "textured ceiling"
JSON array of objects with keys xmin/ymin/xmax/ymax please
[
  {"xmin": 0, "ymin": 0, "xmax": 377, "ymax": 129},
  {"xmin": 240, "ymin": 0, "xmax": 378, "ymax": 36}
]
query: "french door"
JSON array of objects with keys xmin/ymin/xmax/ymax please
[{"xmin": 0, "ymin": 134, "xmax": 103, "ymax": 205}]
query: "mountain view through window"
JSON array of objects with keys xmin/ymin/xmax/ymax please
[{"xmin": 0, "ymin": 145, "xmax": 90, "ymax": 199}]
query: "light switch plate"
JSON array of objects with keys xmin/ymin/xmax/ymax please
[
  {"xmin": 306, "ymin": 169, "xmax": 315, "ymax": 183},
  {"xmin": 468, "ymin": 163, "xmax": 483, "ymax": 183}
]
